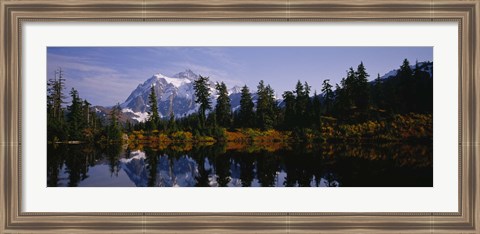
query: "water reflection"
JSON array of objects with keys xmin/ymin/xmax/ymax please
[{"xmin": 47, "ymin": 142, "xmax": 433, "ymax": 187}]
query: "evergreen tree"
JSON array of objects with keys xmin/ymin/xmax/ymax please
[
  {"xmin": 47, "ymin": 68, "xmax": 68, "ymax": 141},
  {"xmin": 287, "ymin": 80, "xmax": 312, "ymax": 128},
  {"xmin": 282, "ymin": 91, "xmax": 296, "ymax": 129},
  {"xmin": 304, "ymin": 82, "xmax": 313, "ymax": 126},
  {"xmin": 107, "ymin": 103, "xmax": 122, "ymax": 141},
  {"xmin": 256, "ymin": 80, "xmax": 276, "ymax": 130},
  {"xmin": 256, "ymin": 80, "xmax": 267, "ymax": 129},
  {"xmin": 413, "ymin": 60, "xmax": 421, "ymax": 79},
  {"xmin": 354, "ymin": 61, "xmax": 370, "ymax": 112},
  {"xmin": 372, "ymin": 73, "xmax": 384, "ymax": 109},
  {"xmin": 66, "ymin": 88, "xmax": 83, "ymax": 140},
  {"xmin": 312, "ymin": 91, "xmax": 321, "ymax": 127},
  {"xmin": 399, "ymin": 59, "xmax": 413, "ymax": 78},
  {"xmin": 332, "ymin": 81, "xmax": 349, "ymax": 117},
  {"xmin": 147, "ymin": 85, "xmax": 160, "ymax": 130},
  {"xmin": 82, "ymin": 100, "xmax": 91, "ymax": 126},
  {"xmin": 215, "ymin": 82, "xmax": 232, "ymax": 128},
  {"xmin": 343, "ymin": 67, "xmax": 356, "ymax": 109},
  {"xmin": 168, "ymin": 111, "xmax": 177, "ymax": 132},
  {"xmin": 238, "ymin": 85, "xmax": 255, "ymax": 128},
  {"xmin": 398, "ymin": 58, "xmax": 414, "ymax": 113},
  {"xmin": 193, "ymin": 75, "xmax": 212, "ymax": 128},
  {"xmin": 333, "ymin": 64, "xmax": 369, "ymax": 119},
  {"xmin": 411, "ymin": 60, "xmax": 422, "ymax": 113},
  {"xmin": 412, "ymin": 60, "xmax": 433, "ymax": 113},
  {"xmin": 265, "ymin": 85, "xmax": 278, "ymax": 127},
  {"xmin": 47, "ymin": 68, "xmax": 66, "ymax": 121},
  {"xmin": 293, "ymin": 80, "xmax": 306, "ymax": 127},
  {"xmin": 321, "ymin": 79, "xmax": 334, "ymax": 114},
  {"xmin": 125, "ymin": 120, "xmax": 133, "ymax": 133}
]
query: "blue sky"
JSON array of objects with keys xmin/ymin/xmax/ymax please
[{"xmin": 47, "ymin": 47, "xmax": 432, "ymax": 106}]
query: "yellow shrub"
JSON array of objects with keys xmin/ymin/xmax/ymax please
[{"xmin": 170, "ymin": 131, "xmax": 193, "ymax": 142}]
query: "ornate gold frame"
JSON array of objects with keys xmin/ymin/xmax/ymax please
[{"xmin": 1, "ymin": 0, "xmax": 479, "ymax": 233}]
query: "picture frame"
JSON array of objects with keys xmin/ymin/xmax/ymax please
[{"xmin": 1, "ymin": 0, "xmax": 478, "ymax": 233}]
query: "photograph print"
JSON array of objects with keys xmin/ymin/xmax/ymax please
[{"xmin": 47, "ymin": 47, "xmax": 433, "ymax": 187}]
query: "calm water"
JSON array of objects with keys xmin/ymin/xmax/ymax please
[{"xmin": 47, "ymin": 142, "xmax": 433, "ymax": 187}]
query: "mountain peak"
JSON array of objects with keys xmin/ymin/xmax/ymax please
[
  {"xmin": 228, "ymin": 85, "xmax": 243, "ymax": 95},
  {"xmin": 153, "ymin": 72, "xmax": 169, "ymax": 79},
  {"xmin": 172, "ymin": 69, "xmax": 199, "ymax": 80}
]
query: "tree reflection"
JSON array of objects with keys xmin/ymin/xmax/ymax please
[
  {"xmin": 144, "ymin": 147, "xmax": 159, "ymax": 187},
  {"xmin": 236, "ymin": 152, "xmax": 255, "ymax": 187},
  {"xmin": 215, "ymin": 154, "xmax": 231, "ymax": 187},
  {"xmin": 63, "ymin": 144, "xmax": 90, "ymax": 186},
  {"xmin": 47, "ymin": 141, "xmax": 433, "ymax": 187},
  {"xmin": 191, "ymin": 145, "xmax": 214, "ymax": 187},
  {"xmin": 47, "ymin": 144, "xmax": 64, "ymax": 187},
  {"xmin": 256, "ymin": 151, "xmax": 278, "ymax": 187},
  {"xmin": 102, "ymin": 143, "xmax": 122, "ymax": 177},
  {"xmin": 195, "ymin": 155, "xmax": 211, "ymax": 187}
]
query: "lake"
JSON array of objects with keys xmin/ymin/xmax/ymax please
[{"xmin": 47, "ymin": 142, "xmax": 433, "ymax": 187}]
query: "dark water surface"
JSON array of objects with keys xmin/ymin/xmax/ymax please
[{"xmin": 47, "ymin": 142, "xmax": 433, "ymax": 187}]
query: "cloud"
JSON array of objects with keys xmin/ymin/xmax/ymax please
[
  {"xmin": 47, "ymin": 52, "xmax": 140, "ymax": 106},
  {"xmin": 170, "ymin": 62, "xmax": 243, "ymax": 87},
  {"xmin": 67, "ymin": 73, "xmax": 138, "ymax": 105},
  {"xmin": 47, "ymin": 54, "xmax": 117, "ymax": 73}
]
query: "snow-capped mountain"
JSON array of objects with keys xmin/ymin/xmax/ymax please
[
  {"xmin": 96, "ymin": 62, "xmax": 432, "ymax": 123},
  {"xmin": 120, "ymin": 69, "xmax": 242, "ymax": 122}
]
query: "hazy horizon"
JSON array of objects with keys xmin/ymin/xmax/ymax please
[{"xmin": 47, "ymin": 47, "xmax": 433, "ymax": 106}]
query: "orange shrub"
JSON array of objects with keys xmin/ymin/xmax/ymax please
[
  {"xmin": 158, "ymin": 133, "xmax": 171, "ymax": 142},
  {"xmin": 226, "ymin": 131, "xmax": 249, "ymax": 142}
]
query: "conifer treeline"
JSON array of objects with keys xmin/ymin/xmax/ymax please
[
  {"xmin": 47, "ymin": 68, "xmax": 122, "ymax": 143},
  {"xmin": 47, "ymin": 58, "xmax": 433, "ymax": 143},
  {"xmin": 151, "ymin": 58, "xmax": 432, "ymax": 134}
]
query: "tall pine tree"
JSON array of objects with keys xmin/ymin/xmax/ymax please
[
  {"xmin": 238, "ymin": 85, "xmax": 255, "ymax": 128},
  {"xmin": 256, "ymin": 80, "xmax": 277, "ymax": 130},
  {"xmin": 66, "ymin": 88, "xmax": 83, "ymax": 140},
  {"xmin": 215, "ymin": 82, "xmax": 232, "ymax": 128},
  {"xmin": 147, "ymin": 85, "xmax": 160, "ymax": 131},
  {"xmin": 312, "ymin": 91, "xmax": 321, "ymax": 127},
  {"xmin": 372, "ymin": 73, "xmax": 383, "ymax": 109},
  {"xmin": 321, "ymin": 79, "xmax": 334, "ymax": 114},
  {"xmin": 193, "ymin": 75, "xmax": 212, "ymax": 128},
  {"xmin": 354, "ymin": 61, "xmax": 370, "ymax": 112},
  {"xmin": 47, "ymin": 68, "xmax": 66, "ymax": 121},
  {"xmin": 107, "ymin": 103, "xmax": 122, "ymax": 141},
  {"xmin": 399, "ymin": 58, "xmax": 414, "ymax": 113},
  {"xmin": 282, "ymin": 91, "xmax": 296, "ymax": 129},
  {"xmin": 47, "ymin": 68, "xmax": 67, "ymax": 141}
]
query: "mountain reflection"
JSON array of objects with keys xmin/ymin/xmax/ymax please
[{"xmin": 47, "ymin": 142, "xmax": 433, "ymax": 187}]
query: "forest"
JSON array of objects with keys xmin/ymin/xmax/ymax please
[{"xmin": 47, "ymin": 58, "xmax": 433, "ymax": 146}]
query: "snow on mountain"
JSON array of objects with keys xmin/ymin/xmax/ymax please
[
  {"xmin": 161, "ymin": 74, "xmax": 192, "ymax": 87},
  {"xmin": 120, "ymin": 152, "xmax": 199, "ymax": 187},
  {"xmin": 172, "ymin": 69, "xmax": 199, "ymax": 80},
  {"xmin": 122, "ymin": 108, "xmax": 150, "ymax": 123},
  {"xmin": 228, "ymin": 85, "xmax": 243, "ymax": 95},
  {"xmin": 120, "ymin": 69, "xmax": 242, "ymax": 122},
  {"xmin": 119, "ymin": 150, "xmax": 148, "ymax": 187},
  {"xmin": 380, "ymin": 69, "xmax": 398, "ymax": 79}
]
